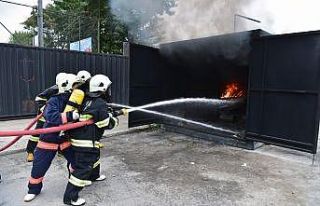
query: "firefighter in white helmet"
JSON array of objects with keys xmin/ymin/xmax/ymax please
[
  {"xmin": 24, "ymin": 73, "xmax": 80, "ymax": 203},
  {"xmin": 63, "ymin": 74, "xmax": 119, "ymax": 206},
  {"xmin": 77, "ymin": 70, "xmax": 91, "ymax": 83},
  {"xmin": 25, "ymin": 72, "xmax": 67, "ymax": 162},
  {"xmin": 76, "ymin": 70, "xmax": 91, "ymax": 94}
]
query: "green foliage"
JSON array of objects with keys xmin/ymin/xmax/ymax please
[
  {"xmin": 9, "ymin": 31, "xmax": 34, "ymax": 46},
  {"xmin": 109, "ymin": 0, "xmax": 176, "ymax": 45},
  {"xmin": 22, "ymin": 0, "xmax": 128, "ymax": 54}
]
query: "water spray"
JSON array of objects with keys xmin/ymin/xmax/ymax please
[
  {"xmin": 0, "ymin": 98, "xmax": 239, "ymax": 152},
  {"xmin": 111, "ymin": 98, "xmax": 238, "ymax": 134},
  {"xmin": 110, "ymin": 97, "xmax": 242, "ymax": 114}
]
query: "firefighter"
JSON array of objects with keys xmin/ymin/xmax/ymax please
[
  {"xmin": 76, "ymin": 70, "xmax": 109, "ymax": 151},
  {"xmin": 25, "ymin": 72, "xmax": 67, "ymax": 162},
  {"xmin": 77, "ymin": 70, "xmax": 112, "ymax": 103},
  {"xmin": 76, "ymin": 70, "xmax": 91, "ymax": 93},
  {"xmin": 77, "ymin": 70, "xmax": 91, "ymax": 84},
  {"xmin": 63, "ymin": 74, "xmax": 118, "ymax": 206},
  {"xmin": 24, "ymin": 74, "xmax": 81, "ymax": 203}
]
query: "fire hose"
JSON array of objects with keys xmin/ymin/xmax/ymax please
[
  {"xmin": 0, "ymin": 114, "xmax": 43, "ymax": 152},
  {"xmin": 0, "ymin": 109, "xmax": 126, "ymax": 152},
  {"xmin": 0, "ymin": 120, "xmax": 94, "ymax": 138}
]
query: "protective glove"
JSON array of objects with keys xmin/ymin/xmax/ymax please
[
  {"xmin": 108, "ymin": 113, "xmax": 119, "ymax": 129},
  {"xmin": 72, "ymin": 110, "xmax": 80, "ymax": 120},
  {"xmin": 113, "ymin": 108, "xmax": 128, "ymax": 117}
]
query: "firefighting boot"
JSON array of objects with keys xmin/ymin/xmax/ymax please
[
  {"xmin": 24, "ymin": 194, "xmax": 37, "ymax": 202},
  {"xmin": 70, "ymin": 198, "xmax": 86, "ymax": 206},
  {"xmin": 95, "ymin": 175, "xmax": 106, "ymax": 181},
  {"xmin": 26, "ymin": 153, "xmax": 34, "ymax": 162}
]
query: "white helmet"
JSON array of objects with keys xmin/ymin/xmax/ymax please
[
  {"xmin": 77, "ymin": 70, "xmax": 91, "ymax": 83},
  {"xmin": 57, "ymin": 75, "xmax": 69, "ymax": 93},
  {"xmin": 56, "ymin": 72, "xmax": 67, "ymax": 85},
  {"xmin": 89, "ymin": 74, "xmax": 112, "ymax": 93},
  {"xmin": 67, "ymin": 73, "xmax": 82, "ymax": 90},
  {"xmin": 57, "ymin": 74, "xmax": 81, "ymax": 93}
]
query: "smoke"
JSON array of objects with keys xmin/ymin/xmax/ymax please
[
  {"xmin": 109, "ymin": 0, "xmax": 174, "ymax": 43},
  {"xmin": 243, "ymin": 0, "xmax": 320, "ymax": 34},
  {"xmin": 110, "ymin": 0, "xmax": 320, "ymax": 45},
  {"xmin": 156, "ymin": 0, "xmax": 250, "ymax": 43}
]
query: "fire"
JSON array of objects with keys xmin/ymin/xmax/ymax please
[{"xmin": 221, "ymin": 83, "xmax": 245, "ymax": 99}]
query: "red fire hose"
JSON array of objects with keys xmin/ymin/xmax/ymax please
[
  {"xmin": 0, "ymin": 120, "xmax": 94, "ymax": 138},
  {"xmin": 0, "ymin": 114, "xmax": 43, "ymax": 152}
]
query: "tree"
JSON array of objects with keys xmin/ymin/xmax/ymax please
[
  {"xmin": 9, "ymin": 31, "xmax": 34, "ymax": 46},
  {"xmin": 23, "ymin": 0, "xmax": 128, "ymax": 54},
  {"xmin": 109, "ymin": 0, "xmax": 176, "ymax": 45}
]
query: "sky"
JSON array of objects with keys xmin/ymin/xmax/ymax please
[
  {"xmin": 1, "ymin": 0, "xmax": 320, "ymax": 43},
  {"xmin": 0, "ymin": 0, "xmax": 52, "ymax": 43},
  {"xmin": 243, "ymin": 0, "xmax": 320, "ymax": 34}
]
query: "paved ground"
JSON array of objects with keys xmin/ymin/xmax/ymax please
[{"xmin": 1, "ymin": 124, "xmax": 320, "ymax": 206}]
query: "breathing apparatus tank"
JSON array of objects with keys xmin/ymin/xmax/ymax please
[{"xmin": 64, "ymin": 89, "xmax": 85, "ymax": 112}]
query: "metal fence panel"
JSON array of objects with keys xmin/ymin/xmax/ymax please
[
  {"xmin": 246, "ymin": 31, "xmax": 320, "ymax": 154},
  {"xmin": 0, "ymin": 43, "xmax": 129, "ymax": 119},
  {"xmin": 128, "ymin": 43, "xmax": 165, "ymax": 128}
]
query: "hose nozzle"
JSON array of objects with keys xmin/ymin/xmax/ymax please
[
  {"xmin": 113, "ymin": 108, "xmax": 129, "ymax": 117},
  {"xmin": 122, "ymin": 108, "xmax": 129, "ymax": 116}
]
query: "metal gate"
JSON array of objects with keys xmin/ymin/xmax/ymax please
[
  {"xmin": 128, "ymin": 43, "xmax": 165, "ymax": 127},
  {"xmin": 0, "ymin": 43, "xmax": 129, "ymax": 119},
  {"xmin": 246, "ymin": 31, "xmax": 320, "ymax": 154}
]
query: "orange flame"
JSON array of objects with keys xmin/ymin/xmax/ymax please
[{"xmin": 221, "ymin": 83, "xmax": 245, "ymax": 99}]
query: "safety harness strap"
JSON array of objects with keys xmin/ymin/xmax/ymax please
[{"xmin": 66, "ymin": 100, "xmax": 81, "ymax": 110}]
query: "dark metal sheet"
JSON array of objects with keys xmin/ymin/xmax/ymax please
[
  {"xmin": 0, "ymin": 43, "xmax": 129, "ymax": 119},
  {"xmin": 246, "ymin": 32, "xmax": 320, "ymax": 154},
  {"xmin": 128, "ymin": 43, "xmax": 164, "ymax": 127}
]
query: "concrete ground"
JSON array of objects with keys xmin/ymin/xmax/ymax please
[{"xmin": 1, "ymin": 119, "xmax": 320, "ymax": 205}]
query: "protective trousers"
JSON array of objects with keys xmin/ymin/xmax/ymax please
[
  {"xmin": 63, "ymin": 148, "xmax": 100, "ymax": 203},
  {"xmin": 28, "ymin": 141, "xmax": 74, "ymax": 195},
  {"xmin": 26, "ymin": 119, "xmax": 45, "ymax": 153}
]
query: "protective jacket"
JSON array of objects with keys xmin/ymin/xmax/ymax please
[
  {"xmin": 26, "ymin": 85, "xmax": 59, "ymax": 154},
  {"xmin": 40, "ymin": 93, "xmax": 76, "ymax": 143},
  {"xmin": 67, "ymin": 96, "xmax": 116, "ymax": 151},
  {"xmin": 35, "ymin": 85, "xmax": 59, "ymax": 108},
  {"xmin": 63, "ymin": 95, "xmax": 117, "ymax": 203},
  {"xmin": 27, "ymin": 92, "xmax": 76, "ymax": 195}
]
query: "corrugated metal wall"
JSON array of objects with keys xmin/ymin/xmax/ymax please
[{"xmin": 0, "ymin": 43, "xmax": 129, "ymax": 119}]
